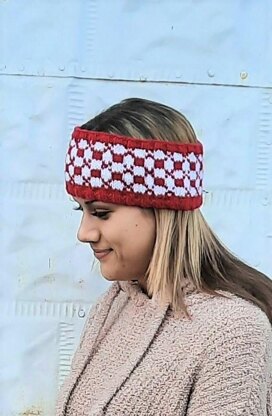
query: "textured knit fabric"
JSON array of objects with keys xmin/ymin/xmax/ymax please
[
  {"xmin": 55, "ymin": 279, "xmax": 272, "ymax": 416},
  {"xmin": 65, "ymin": 128, "xmax": 204, "ymax": 211}
]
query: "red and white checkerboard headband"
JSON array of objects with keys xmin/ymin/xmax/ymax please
[{"xmin": 65, "ymin": 127, "xmax": 204, "ymax": 210}]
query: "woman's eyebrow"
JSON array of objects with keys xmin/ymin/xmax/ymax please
[
  {"xmin": 73, "ymin": 199, "xmax": 113, "ymax": 208},
  {"xmin": 85, "ymin": 200, "xmax": 97, "ymax": 207},
  {"xmin": 85, "ymin": 201, "xmax": 113, "ymax": 208}
]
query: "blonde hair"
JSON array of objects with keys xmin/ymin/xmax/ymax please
[{"xmin": 82, "ymin": 98, "xmax": 272, "ymax": 323}]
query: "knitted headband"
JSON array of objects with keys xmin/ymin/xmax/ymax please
[{"xmin": 65, "ymin": 127, "xmax": 204, "ymax": 210}]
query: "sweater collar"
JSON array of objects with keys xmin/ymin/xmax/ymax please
[{"xmin": 118, "ymin": 278, "xmax": 197, "ymax": 308}]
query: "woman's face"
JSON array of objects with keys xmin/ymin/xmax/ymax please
[{"xmin": 74, "ymin": 197, "xmax": 156, "ymax": 283}]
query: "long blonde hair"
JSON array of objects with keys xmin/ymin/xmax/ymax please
[{"xmin": 82, "ymin": 97, "xmax": 272, "ymax": 323}]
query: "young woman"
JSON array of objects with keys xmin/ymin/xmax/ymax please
[{"xmin": 56, "ymin": 98, "xmax": 272, "ymax": 415}]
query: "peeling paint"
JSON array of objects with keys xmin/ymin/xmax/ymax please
[{"xmin": 19, "ymin": 407, "xmax": 43, "ymax": 416}]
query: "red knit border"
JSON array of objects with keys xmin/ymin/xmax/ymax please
[
  {"xmin": 67, "ymin": 183, "xmax": 202, "ymax": 211},
  {"xmin": 72, "ymin": 127, "xmax": 203, "ymax": 155}
]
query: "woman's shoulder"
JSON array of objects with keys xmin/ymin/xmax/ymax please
[{"xmin": 187, "ymin": 288, "xmax": 272, "ymax": 341}]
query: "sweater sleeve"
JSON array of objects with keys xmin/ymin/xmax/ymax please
[{"xmin": 186, "ymin": 307, "xmax": 272, "ymax": 416}]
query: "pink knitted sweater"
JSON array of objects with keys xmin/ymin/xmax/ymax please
[{"xmin": 55, "ymin": 279, "xmax": 272, "ymax": 415}]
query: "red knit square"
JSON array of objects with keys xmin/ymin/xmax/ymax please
[
  {"xmin": 134, "ymin": 157, "xmax": 145, "ymax": 167},
  {"xmin": 91, "ymin": 170, "xmax": 101, "ymax": 178},
  {"xmin": 134, "ymin": 176, "xmax": 145, "ymax": 185},
  {"xmin": 74, "ymin": 167, "xmax": 82, "ymax": 175},
  {"xmin": 175, "ymin": 179, "xmax": 184, "ymax": 187},
  {"xmin": 112, "ymin": 172, "xmax": 122, "ymax": 181},
  {"xmin": 154, "ymin": 178, "xmax": 165, "ymax": 186},
  {"xmin": 113, "ymin": 154, "xmax": 124, "ymax": 163},
  {"xmin": 174, "ymin": 161, "xmax": 182, "ymax": 170},
  {"xmin": 93, "ymin": 151, "xmax": 103, "ymax": 160},
  {"xmin": 154, "ymin": 160, "xmax": 164, "ymax": 169}
]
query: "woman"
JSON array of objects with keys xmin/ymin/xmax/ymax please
[{"xmin": 56, "ymin": 98, "xmax": 272, "ymax": 415}]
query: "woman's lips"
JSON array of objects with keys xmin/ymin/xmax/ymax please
[{"xmin": 93, "ymin": 250, "xmax": 112, "ymax": 260}]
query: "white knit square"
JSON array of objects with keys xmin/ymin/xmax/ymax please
[
  {"xmin": 111, "ymin": 180, "xmax": 124, "ymax": 191},
  {"xmin": 91, "ymin": 159, "xmax": 102, "ymax": 170},
  {"xmin": 94, "ymin": 142, "xmax": 105, "ymax": 151},
  {"xmin": 174, "ymin": 170, "xmax": 184, "ymax": 179},
  {"xmin": 173, "ymin": 152, "xmax": 183, "ymax": 162},
  {"xmin": 71, "ymin": 146, "xmax": 77, "ymax": 159},
  {"xmin": 124, "ymin": 172, "xmax": 134, "ymax": 185},
  {"xmin": 154, "ymin": 185, "xmax": 166, "ymax": 196},
  {"xmin": 184, "ymin": 176, "xmax": 190, "ymax": 190},
  {"xmin": 145, "ymin": 157, "xmax": 154, "ymax": 170},
  {"xmin": 189, "ymin": 170, "xmax": 197, "ymax": 180},
  {"xmin": 65, "ymin": 172, "xmax": 71, "ymax": 181},
  {"xmin": 134, "ymin": 148, "xmax": 146, "ymax": 158},
  {"xmin": 82, "ymin": 166, "xmax": 90, "ymax": 178},
  {"xmin": 74, "ymin": 157, "xmax": 84, "ymax": 167},
  {"xmin": 65, "ymin": 153, "xmax": 71, "ymax": 164},
  {"xmin": 154, "ymin": 149, "xmax": 165, "ymax": 160},
  {"xmin": 165, "ymin": 157, "xmax": 174, "ymax": 172},
  {"xmin": 188, "ymin": 152, "xmax": 197, "ymax": 162},
  {"xmin": 145, "ymin": 174, "xmax": 154, "ymax": 188},
  {"xmin": 78, "ymin": 139, "xmax": 88, "ymax": 149},
  {"xmin": 133, "ymin": 183, "xmax": 146, "ymax": 194},
  {"xmin": 182, "ymin": 159, "xmax": 190, "ymax": 173},
  {"xmin": 154, "ymin": 168, "xmax": 165, "ymax": 179},
  {"xmin": 112, "ymin": 162, "xmax": 123, "ymax": 173},
  {"xmin": 174, "ymin": 187, "xmax": 186, "ymax": 197},
  {"xmin": 103, "ymin": 149, "xmax": 113, "ymax": 163},
  {"xmin": 113, "ymin": 144, "xmax": 126, "ymax": 155},
  {"xmin": 101, "ymin": 168, "xmax": 112, "ymax": 182},
  {"xmin": 124, "ymin": 154, "xmax": 134, "ymax": 167},
  {"xmin": 91, "ymin": 177, "xmax": 102, "ymax": 188},
  {"xmin": 68, "ymin": 165, "xmax": 74, "ymax": 176},
  {"xmin": 133, "ymin": 166, "xmax": 145, "ymax": 176},
  {"xmin": 84, "ymin": 148, "xmax": 93, "ymax": 160},
  {"xmin": 74, "ymin": 175, "xmax": 84, "ymax": 185},
  {"xmin": 189, "ymin": 187, "xmax": 197, "ymax": 197},
  {"xmin": 165, "ymin": 177, "xmax": 175, "ymax": 190}
]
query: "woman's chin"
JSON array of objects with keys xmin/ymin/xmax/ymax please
[
  {"xmin": 100, "ymin": 272, "xmax": 129, "ymax": 282},
  {"xmin": 100, "ymin": 272, "xmax": 118, "ymax": 281}
]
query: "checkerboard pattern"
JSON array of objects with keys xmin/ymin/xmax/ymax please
[{"xmin": 65, "ymin": 128, "xmax": 204, "ymax": 210}]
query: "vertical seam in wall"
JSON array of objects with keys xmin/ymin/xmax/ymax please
[
  {"xmin": 256, "ymin": 90, "xmax": 272, "ymax": 273},
  {"xmin": 256, "ymin": 90, "xmax": 272, "ymax": 190},
  {"xmin": 58, "ymin": 322, "xmax": 75, "ymax": 387},
  {"xmin": 85, "ymin": 0, "xmax": 97, "ymax": 67},
  {"xmin": 67, "ymin": 82, "xmax": 85, "ymax": 134}
]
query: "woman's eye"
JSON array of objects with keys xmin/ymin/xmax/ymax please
[
  {"xmin": 92, "ymin": 210, "xmax": 110, "ymax": 219},
  {"xmin": 72, "ymin": 205, "xmax": 110, "ymax": 219},
  {"xmin": 73, "ymin": 205, "xmax": 83, "ymax": 211}
]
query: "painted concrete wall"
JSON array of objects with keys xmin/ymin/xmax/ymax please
[{"xmin": 1, "ymin": 1, "xmax": 271, "ymax": 414}]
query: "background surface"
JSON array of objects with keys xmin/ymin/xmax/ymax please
[{"xmin": 1, "ymin": 1, "xmax": 272, "ymax": 414}]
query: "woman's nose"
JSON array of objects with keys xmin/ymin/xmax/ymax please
[{"xmin": 77, "ymin": 215, "xmax": 100, "ymax": 243}]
